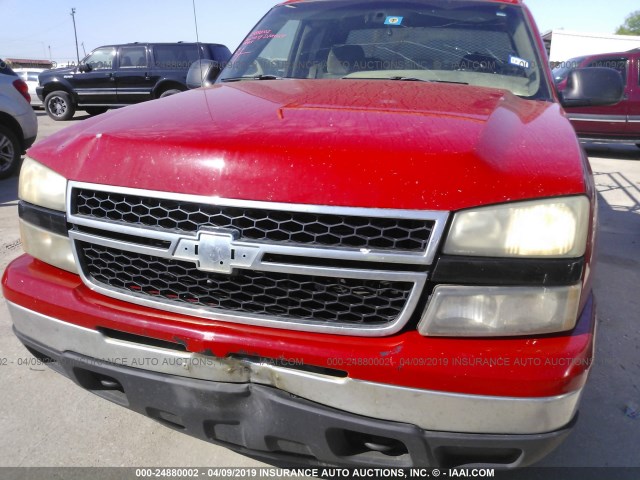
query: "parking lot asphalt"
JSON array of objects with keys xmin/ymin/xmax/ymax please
[{"xmin": 0, "ymin": 111, "xmax": 639, "ymax": 470}]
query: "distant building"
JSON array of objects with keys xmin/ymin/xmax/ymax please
[
  {"xmin": 543, "ymin": 30, "xmax": 640, "ymax": 65},
  {"xmin": 5, "ymin": 58, "xmax": 54, "ymax": 69}
]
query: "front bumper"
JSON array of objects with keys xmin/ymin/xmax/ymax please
[
  {"xmin": 3, "ymin": 256, "xmax": 595, "ymax": 400},
  {"xmin": 15, "ymin": 324, "xmax": 575, "ymax": 469},
  {"xmin": 3, "ymin": 255, "xmax": 595, "ymax": 467},
  {"xmin": 9, "ymin": 301, "xmax": 583, "ymax": 436}
]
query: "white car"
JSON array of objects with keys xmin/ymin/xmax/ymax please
[
  {"xmin": 0, "ymin": 60, "xmax": 38, "ymax": 179},
  {"xmin": 13, "ymin": 68, "xmax": 45, "ymax": 108}
]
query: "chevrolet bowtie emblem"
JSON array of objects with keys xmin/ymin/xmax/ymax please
[{"xmin": 172, "ymin": 229, "xmax": 260, "ymax": 274}]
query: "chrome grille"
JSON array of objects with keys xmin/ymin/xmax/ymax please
[
  {"xmin": 68, "ymin": 182, "xmax": 448, "ymax": 336},
  {"xmin": 79, "ymin": 243, "xmax": 413, "ymax": 326},
  {"xmin": 74, "ymin": 188, "xmax": 435, "ymax": 252}
]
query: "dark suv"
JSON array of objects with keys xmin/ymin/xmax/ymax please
[{"xmin": 38, "ymin": 42, "xmax": 231, "ymax": 121}]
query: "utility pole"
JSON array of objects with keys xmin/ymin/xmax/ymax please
[
  {"xmin": 48, "ymin": 45, "xmax": 52, "ymax": 61},
  {"xmin": 71, "ymin": 8, "xmax": 80, "ymax": 65},
  {"xmin": 192, "ymin": 0, "xmax": 200, "ymax": 43},
  {"xmin": 81, "ymin": 42, "xmax": 86, "ymax": 57}
]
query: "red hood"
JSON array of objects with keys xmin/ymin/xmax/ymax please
[{"xmin": 29, "ymin": 79, "xmax": 587, "ymax": 211}]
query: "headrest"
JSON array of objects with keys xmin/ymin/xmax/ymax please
[{"xmin": 327, "ymin": 45, "xmax": 365, "ymax": 75}]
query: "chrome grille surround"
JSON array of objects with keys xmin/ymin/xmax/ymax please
[
  {"xmin": 74, "ymin": 188, "xmax": 437, "ymax": 253},
  {"xmin": 67, "ymin": 181, "xmax": 449, "ymax": 336}
]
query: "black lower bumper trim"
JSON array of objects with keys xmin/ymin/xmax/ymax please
[{"xmin": 15, "ymin": 330, "xmax": 576, "ymax": 469}]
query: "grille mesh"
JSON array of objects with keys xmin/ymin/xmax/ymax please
[
  {"xmin": 78, "ymin": 243, "xmax": 413, "ymax": 326},
  {"xmin": 73, "ymin": 189, "xmax": 434, "ymax": 252}
]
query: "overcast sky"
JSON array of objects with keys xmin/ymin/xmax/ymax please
[{"xmin": 0, "ymin": 0, "xmax": 638, "ymax": 63}]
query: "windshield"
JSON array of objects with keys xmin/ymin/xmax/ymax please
[
  {"xmin": 219, "ymin": 0, "xmax": 550, "ymax": 99},
  {"xmin": 551, "ymin": 57, "xmax": 585, "ymax": 84}
]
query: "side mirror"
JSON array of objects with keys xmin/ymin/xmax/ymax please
[
  {"xmin": 78, "ymin": 63, "xmax": 92, "ymax": 73},
  {"xmin": 186, "ymin": 59, "xmax": 222, "ymax": 89},
  {"xmin": 560, "ymin": 67, "xmax": 624, "ymax": 108}
]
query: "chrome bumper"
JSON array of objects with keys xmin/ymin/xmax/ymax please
[{"xmin": 9, "ymin": 301, "xmax": 582, "ymax": 435}]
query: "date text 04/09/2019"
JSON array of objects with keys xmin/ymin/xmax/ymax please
[{"xmin": 134, "ymin": 467, "xmax": 497, "ymax": 478}]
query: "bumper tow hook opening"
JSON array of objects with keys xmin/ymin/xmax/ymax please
[
  {"xmin": 345, "ymin": 431, "xmax": 409, "ymax": 457},
  {"xmin": 99, "ymin": 378, "xmax": 122, "ymax": 390},
  {"xmin": 72, "ymin": 368, "xmax": 129, "ymax": 406}
]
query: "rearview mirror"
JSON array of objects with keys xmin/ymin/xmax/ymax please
[
  {"xmin": 560, "ymin": 68, "xmax": 624, "ymax": 108},
  {"xmin": 78, "ymin": 63, "xmax": 92, "ymax": 73},
  {"xmin": 186, "ymin": 59, "xmax": 222, "ymax": 89}
]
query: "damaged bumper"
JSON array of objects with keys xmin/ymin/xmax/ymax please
[{"xmin": 10, "ymin": 302, "xmax": 580, "ymax": 468}]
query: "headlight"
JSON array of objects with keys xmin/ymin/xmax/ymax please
[
  {"xmin": 419, "ymin": 284, "xmax": 582, "ymax": 337},
  {"xmin": 19, "ymin": 220, "xmax": 77, "ymax": 273},
  {"xmin": 19, "ymin": 157, "xmax": 67, "ymax": 212},
  {"xmin": 18, "ymin": 157, "xmax": 77, "ymax": 273},
  {"xmin": 444, "ymin": 197, "xmax": 590, "ymax": 258}
]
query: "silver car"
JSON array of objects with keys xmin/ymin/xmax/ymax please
[
  {"xmin": 13, "ymin": 68, "xmax": 45, "ymax": 108},
  {"xmin": 0, "ymin": 60, "xmax": 38, "ymax": 179}
]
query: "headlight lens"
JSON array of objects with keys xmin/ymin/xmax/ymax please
[
  {"xmin": 419, "ymin": 284, "xmax": 582, "ymax": 337},
  {"xmin": 444, "ymin": 197, "xmax": 590, "ymax": 258},
  {"xmin": 18, "ymin": 157, "xmax": 77, "ymax": 273},
  {"xmin": 19, "ymin": 220, "xmax": 77, "ymax": 273},
  {"xmin": 19, "ymin": 157, "xmax": 67, "ymax": 212}
]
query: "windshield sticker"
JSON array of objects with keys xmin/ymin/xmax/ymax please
[
  {"xmin": 509, "ymin": 55, "xmax": 530, "ymax": 69},
  {"xmin": 243, "ymin": 29, "xmax": 287, "ymax": 46},
  {"xmin": 384, "ymin": 16, "xmax": 404, "ymax": 26},
  {"xmin": 496, "ymin": 11, "xmax": 507, "ymax": 17}
]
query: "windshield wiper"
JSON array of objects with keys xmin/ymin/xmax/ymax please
[
  {"xmin": 388, "ymin": 76, "xmax": 469, "ymax": 85},
  {"xmin": 342, "ymin": 76, "xmax": 469, "ymax": 85},
  {"xmin": 221, "ymin": 74, "xmax": 282, "ymax": 83},
  {"xmin": 388, "ymin": 76, "xmax": 425, "ymax": 82}
]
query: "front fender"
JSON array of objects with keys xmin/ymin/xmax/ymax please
[{"xmin": 40, "ymin": 77, "xmax": 78, "ymax": 103}]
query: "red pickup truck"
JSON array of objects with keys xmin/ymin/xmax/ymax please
[
  {"xmin": 553, "ymin": 49, "xmax": 640, "ymax": 146},
  {"xmin": 3, "ymin": 0, "xmax": 624, "ymax": 470}
]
